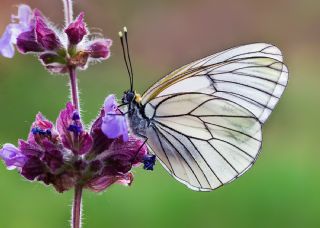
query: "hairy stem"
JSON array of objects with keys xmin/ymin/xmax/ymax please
[
  {"xmin": 63, "ymin": 0, "xmax": 73, "ymax": 25},
  {"xmin": 72, "ymin": 185, "xmax": 83, "ymax": 228},
  {"xmin": 69, "ymin": 67, "xmax": 80, "ymax": 111}
]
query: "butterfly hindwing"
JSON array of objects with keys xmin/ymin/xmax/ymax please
[{"xmin": 144, "ymin": 93, "xmax": 262, "ymax": 191}]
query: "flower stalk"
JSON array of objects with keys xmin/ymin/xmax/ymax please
[
  {"xmin": 64, "ymin": 2, "xmax": 82, "ymax": 227},
  {"xmin": 72, "ymin": 185, "xmax": 83, "ymax": 228},
  {"xmin": 69, "ymin": 65, "xmax": 82, "ymax": 228},
  {"xmin": 63, "ymin": 0, "xmax": 74, "ymax": 25},
  {"xmin": 68, "ymin": 67, "xmax": 80, "ymax": 111}
]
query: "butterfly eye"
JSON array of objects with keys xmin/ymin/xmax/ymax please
[{"xmin": 122, "ymin": 91, "xmax": 135, "ymax": 103}]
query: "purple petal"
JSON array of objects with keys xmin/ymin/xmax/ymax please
[
  {"xmin": 35, "ymin": 17, "xmax": 61, "ymax": 50},
  {"xmin": 86, "ymin": 172, "xmax": 133, "ymax": 193},
  {"xmin": 65, "ymin": 12, "xmax": 87, "ymax": 45},
  {"xmin": 12, "ymin": 5, "xmax": 33, "ymax": 28},
  {"xmin": 0, "ymin": 26, "xmax": 15, "ymax": 58},
  {"xmin": 56, "ymin": 102, "xmax": 76, "ymax": 150},
  {"xmin": 18, "ymin": 140, "xmax": 43, "ymax": 157},
  {"xmin": 102, "ymin": 135, "xmax": 147, "ymax": 175},
  {"xmin": 21, "ymin": 157, "xmax": 44, "ymax": 180},
  {"xmin": 86, "ymin": 39, "xmax": 112, "ymax": 59},
  {"xmin": 101, "ymin": 95, "xmax": 128, "ymax": 141},
  {"xmin": 88, "ymin": 109, "xmax": 114, "ymax": 155},
  {"xmin": 9, "ymin": 5, "xmax": 33, "ymax": 44},
  {"xmin": 78, "ymin": 133, "xmax": 93, "ymax": 155},
  {"xmin": 41, "ymin": 140, "xmax": 63, "ymax": 172},
  {"xmin": 34, "ymin": 112, "xmax": 54, "ymax": 129},
  {"xmin": 111, "ymin": 135, "xmax": 148, "ymax": 167},
  {"xmin": 0, "ymin": 4, "xmax": 34, "ymax": 58},
  {"xmin": 0, "ymin": 144, "xmax": 27, "ymax": 170},
  {"xmin": 56, "ymin": 102, "xmax": 93, "ymax": 155},
  {"xmin": 16, "ymin": 29, "xmax": 44, "ymax": 53}
]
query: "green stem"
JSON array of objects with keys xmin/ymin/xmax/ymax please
[{"xmin": 72, "ymin": 185, "xmax": 83, "ymax": 228}]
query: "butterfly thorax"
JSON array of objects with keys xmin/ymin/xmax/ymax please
[{"xmin": 123, "ymin": 91, "xmax": 150, "ymax": 137}]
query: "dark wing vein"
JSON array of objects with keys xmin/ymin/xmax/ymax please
[
  {"xmin": 156, "ymin": 124, "xmax": 224, "ymax": 186},
  {"xmin": 151, "ymin": 126, "xmax": 175, "ymax": 174},
  {"xmin": 156, "ymin": 125, "xmax": 213, "ymax": 189}
]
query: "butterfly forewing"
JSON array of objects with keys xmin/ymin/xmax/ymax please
[
  {"xmin": 138, "ymin": 43, "xmax": 288, "ymax": 191},
  {"xmin": 142, "ymin": 43, "xmax": 288, "ymax": 123}
]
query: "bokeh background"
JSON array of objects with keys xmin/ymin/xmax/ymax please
[{"xmin": 0, "ymin": 0, "xmax": 319, "ymax": 227}]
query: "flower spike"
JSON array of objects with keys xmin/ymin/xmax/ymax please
[
  {"xmin": 0, "ymin": 4, "xmax": 112, "ymax": 74},
  {"xmin": 0, "ymin": 94, "xmax": 148, "ymax": 193}
]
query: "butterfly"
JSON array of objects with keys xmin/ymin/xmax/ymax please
[{"xmin": 119, "ymin": 27, "xmax": 288, "ymax": 191}]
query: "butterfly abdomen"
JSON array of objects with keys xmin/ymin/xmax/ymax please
[{"xmin": 127, "ymin": 104, "xmax": 149, "ymax": 137}]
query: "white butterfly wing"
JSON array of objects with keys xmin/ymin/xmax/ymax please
[
  {"xmin": 140, "ymin": 43, "xmax": 288, "ymax": 191},
  {"xmin": 144, "ymin": 93, "xmax": 261, "ymax": 191},
  {"xmin": 142, "ymin": 43, "xmax": 288, "ymax": 123}
]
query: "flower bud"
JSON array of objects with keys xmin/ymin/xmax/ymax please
[
  {"xmin": 16, "ymin": 29, "xmax": 44, "ymax": 53},
  {"xmin": 86, "ymin": 39, "xmax": 112, "ymax": 59},
  {"xmin": 65, "ymin": 12, "xmax": 87, "ymax": 45},
  {"xmin": 35, "ymin": 17, "xmax": 61, "ymax": 50}
]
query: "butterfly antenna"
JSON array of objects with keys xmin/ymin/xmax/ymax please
[
  {"xmin": 119, "ymin": 30, "xmax": 133, "ymax": 91},
  {"xmin": 123, "ymin": 27, "xmax": 134, "ymax": 91}
]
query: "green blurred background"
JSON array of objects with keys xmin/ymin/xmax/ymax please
[{"xmin": 0, "ymin": 0, "xmax": 319, "ymax": 227}]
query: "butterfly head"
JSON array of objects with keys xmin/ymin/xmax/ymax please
[{"xmin": 122, "ymin": 90, "xmax": 142, "ymax": 105}]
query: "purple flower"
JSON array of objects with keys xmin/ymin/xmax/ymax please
[
  {"xmin": 0, "ymin": 5, "xmax": 33, "ymax": 58},
  {"xmin": 16, "ymin": 30, "xmax": 44, "ymax": 53},
  {"xmin": 86, "ymin": 173, "xmax": 133, "ymax": 193},
  {"xmin": 102, "ymin": 95, "xmax": 128, "ymax": 142},
  {"xmin": 35, "ymin": 17, "xmax": 62, "ymax": 50},
  {"xmin": 56, "ymin": 102, "xmax": 93, "ymax": 155},
  {"xmin": 0, "ymin": 144, "xmax": 27, "ymax": 170},
  {"xmin": 0, "ymin": 95, "xmax": 150, "ymax": 193},
  {"xmin": 65, "ymin": 12, "xmax": 87, "ymax": 45},
  {"xmin": 0, "ymin": 4, "xmax": 112, "ymax": 74}
]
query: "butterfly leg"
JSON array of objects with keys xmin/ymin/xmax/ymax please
[
  {"xmin": 108, "ymin": 104, "xmax": 134, "ymax": 116},
  {"xmin": 117, "ymin": 103, "xmax": 128, "ymax": 108},
  {"xmin": 131, "ymin": 134, "xmax": 156, "ymax": 170},
  {"xmin": 130, "ymin": 133, "xmax": 149, "ymax": 159},
  {"xmin": 107, "ymin": 112, "xmax": 128, "ymax": 116},
  {"xmin": 131, "ymin": 133, "xmax": 148, "ymax": 160},
  {"xmin": 107, "ymin": 107, "xmax": 131, "ymax": 116}
]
